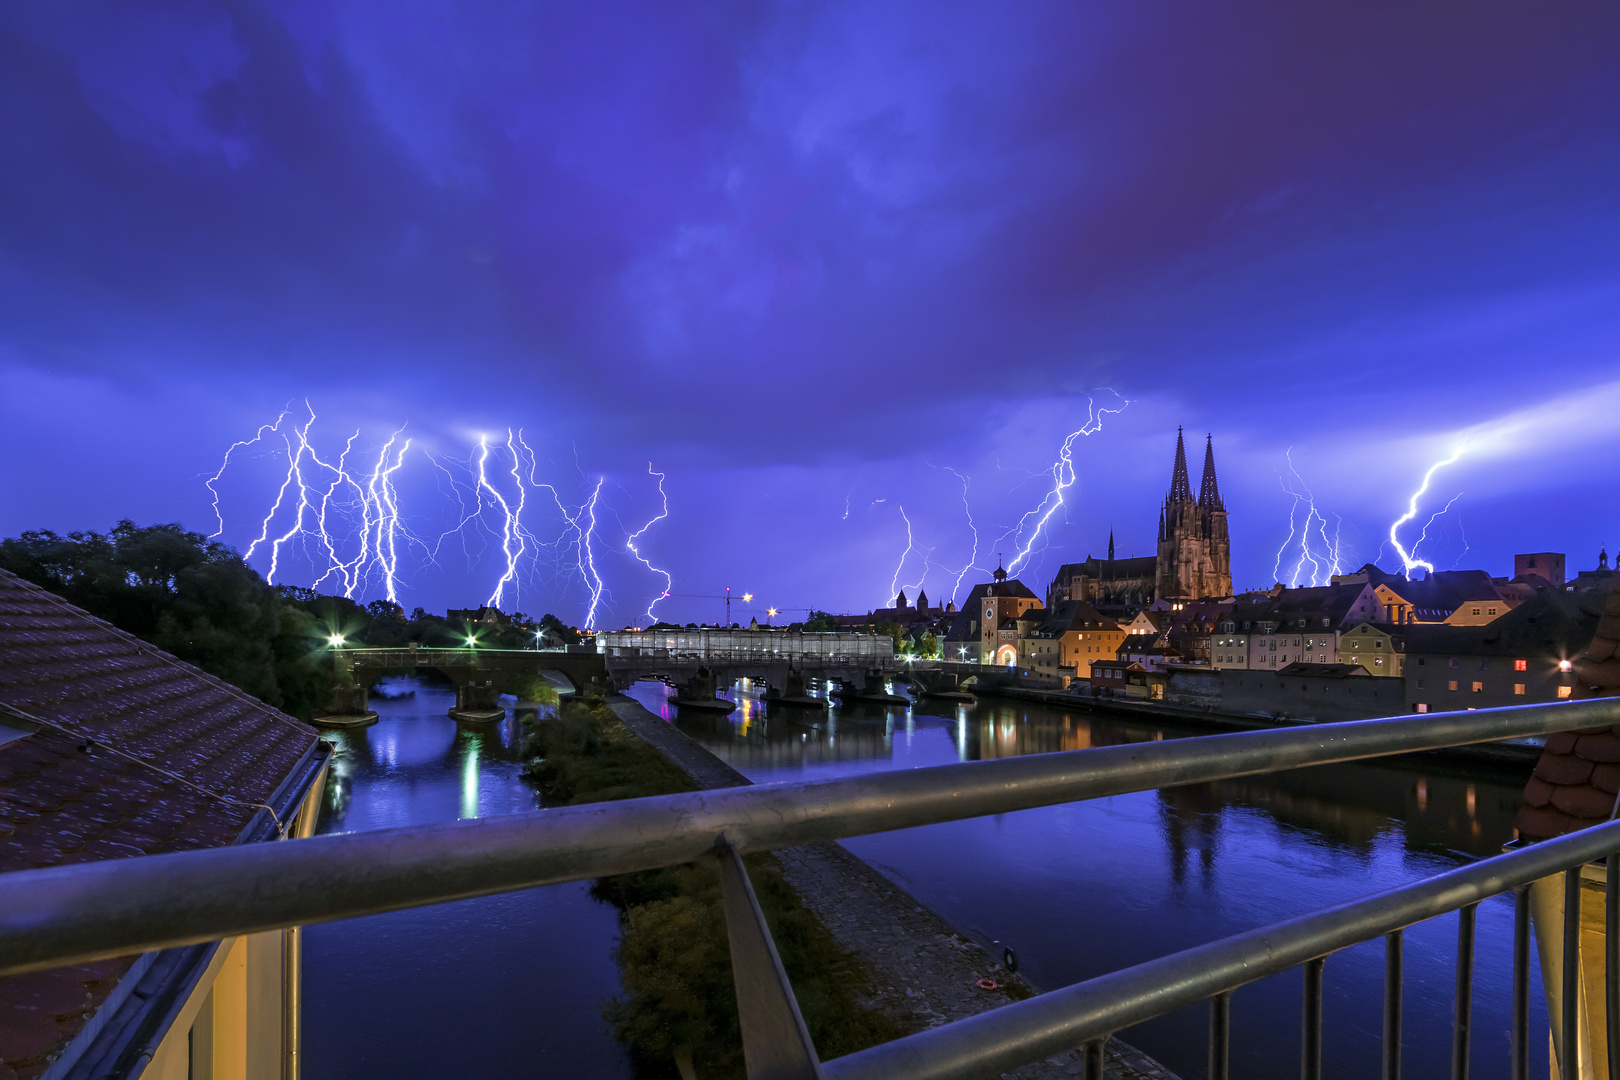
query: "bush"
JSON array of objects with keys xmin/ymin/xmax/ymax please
[{"xmin": 520, "ymin": 704, "xmax": 904, "ymax": 1077}]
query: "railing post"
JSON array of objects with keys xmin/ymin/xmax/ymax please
[
  {"xmin": 1564, "ymin": 866, "xmax": 1582, "ymax": 1080},
  {"xmin": 1452, "ymin": 904, "xmax": 1476, "ymax": 1080},
  {"xmin": 1512, "ymin": 887, "xmax": 1529, "ymax": 1080},
  {"xmin": 1384, "ymin": 930, "xmax": 1403, "ymax": 1080},
  {"xmin": 714, "ymin": 841, "xmax": 824, "ymax": 1080},
  {"xmin": 1301, "ymin": 956, "xmax": 1325, "ymax": 1080}
]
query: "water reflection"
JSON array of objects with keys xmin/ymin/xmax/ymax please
[
  {"xmin": 625, "ymin": 679, "xmax": 1545, "ymax": 1080},
  {"xmin": 302, "ymin": 682, "xmax": 631, "ymax": 1080}
]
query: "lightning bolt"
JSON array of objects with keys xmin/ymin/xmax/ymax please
[
  {"xmin": 518, "ymin": 434, "xmax": 608, "ymax": 628},
  {"xmin": 579, "ymin": 478, "xmax": 605, "ymax": 629},
  {"xmin": 886, "ymin": 505, "xmax": 933, "ymax": 605},
  {"xmin": 360, "ymin": 429, "xmax": 412, "ymax": 603},
  {"xmin": 626, "ymin": 463, "xmax": 672, "ymax": 625},
  {"xmin": 945, "ymin": 468, "xmax": 980, "ymax": 603},
  {"xmin": 248, "ymin": 408, "xmax": 321, "ymax": 585},
  {"xmin": 206, "ymin": 410, "xmax": 291, "ymax": 538},
  {"xmin": 1271, "ymin": 450, "xmax": 1345, "ymax": 587},
  {"xmin": 474, "ymin": 431, "xmax": 530, "ymax": 611},
  {"xmin": 1005, "ymin": 390, "xmax": 1129, "ymax": 576},
  {"xmin": 1389, "ymin": 444, "xmax": 1468, "ymax": 576}
]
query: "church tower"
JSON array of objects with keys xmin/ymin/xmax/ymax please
[{"xmin": 1156, "ymin": 430, "xmax": 1233, "ymax": 600}]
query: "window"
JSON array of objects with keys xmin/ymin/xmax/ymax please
[
  {"xmin": 1471, "ymin": 681, "xmax": 1483, "ymax": 693},
  {"xmin": 1514, "ymin": 684, "xmax": 1526, "ymax": 696},
  {"xmin": 1471, "ymin": 608, "xmax": 1480, "ymax": 616},
  {"xmin": 1480, "ymin": 659, "xmax": 1490, "ymax": 670},
  {"xmin": 1415, "ymin": 703, "xmax": 1429, "ymax": 713},
  {"xmin": 1417, "ymin": 679, "xmax": 1425, "ymax": 690},
  {"xmin": 1448, "ymin": 680, "xmax": 1459, "ymax": 691},
  {"xmin": 1449, "ymin": 658, "xmax": 1460, "ymax": 668},
  {"xmin": 1514, "ymin": 659, "xmax": 1528, "ymax": 672},
  {"xmin": 1558, "ymin": 686, "xmax": 1573, "ymax": 699},
  {"xmin": 1376, "ymin": 658, "xmax": 1384, "ymax": 666},
  {"xmin": 1418, "ymin": 658, "xmax": 1426, "ymax": 666}
]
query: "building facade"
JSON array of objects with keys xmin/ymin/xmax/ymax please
[{"xmin": 1157, "ymin": 430, "xmax": 1232, "ymax": 601}]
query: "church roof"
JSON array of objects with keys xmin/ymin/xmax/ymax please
[
  {"xmin": 1198, "ymin": 435, "xmax": 1225, "ymax": 512},
  {"xmin": 1053, "ymin": 556, "xmax": 1158, "ymax": 581},
  {"xmin": 1166, "ymin": 428, "xmax": 1194, "ymax": 504}
]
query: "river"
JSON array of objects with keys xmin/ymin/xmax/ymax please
[
  {"xmin": 625, "ymin": 678, "xmax": 1549, "ymax": 1080},
  {"xmin": 301, "ymin": 679, "xmax": 631, "ymax": 1079},
  {"xmin": 298, "ymin": 675, "xmax": 1549, "ymax": 1079}
]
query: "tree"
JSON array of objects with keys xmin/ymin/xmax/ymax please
[
  {"xmin": 803, "ymin": 609, "xmax": 839, "ymax": 633},
  {"xmin": 0, "ymin": 521, "xmax": 328, "ymax": 718}
]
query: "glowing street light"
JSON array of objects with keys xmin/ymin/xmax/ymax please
[{"xmin": 327, "ymin": 634, "xmax": 346, "ymax": 648}]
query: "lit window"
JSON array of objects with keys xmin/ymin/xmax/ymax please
[
  {"xmin": 1513, "ymin": 684, "xmax": 1526, "ymax": 696},
  {"xmin": 1514, "ymin": 659, "xmax": 1528, "ymax": 672},
  {"xmin": 1415, "ymin": 703, "xmax": 1429, "ymax": 713},
  {"xmin": 1448, "ymin": 680, "xmax": 1459, "ymax": 691},
  {"xmin": 1471, "ymin": 681, "xmax": 1483, "ymax": 693},
  {"xmin": 1558, "ymin": 686, "xmax": 1573, "ymax": 699}
]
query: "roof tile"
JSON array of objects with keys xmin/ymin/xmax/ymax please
[{"xmin": 0, "ymin": 569, "xmax": 317, "ymax": 1072}]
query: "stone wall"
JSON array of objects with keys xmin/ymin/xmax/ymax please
[{"xmin": 607, "ymin": 696, "xmax": 1178, "ymax": 1080}]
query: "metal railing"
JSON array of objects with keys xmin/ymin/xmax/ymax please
[{"xmin": 3, "ymin": 697, "xmax": 1618, "ymax": 1079}]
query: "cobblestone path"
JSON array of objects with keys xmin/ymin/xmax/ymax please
[{"xmin": 608, "ymin": 697, "xmax": 1179, "ymax": 1080}]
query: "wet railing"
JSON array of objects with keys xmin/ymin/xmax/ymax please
[{"xmin": 2, "ymin": 698, "xmax": 1617, "ymax": 1079}]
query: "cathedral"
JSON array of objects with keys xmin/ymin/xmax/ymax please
[
  {"xmin": 1047, "ymin": 429, "xmax": 1232, "ymax": 609},
  {"xmin": 1157, "ymin": 428, "xmax": 1231, "ymax": 600}
]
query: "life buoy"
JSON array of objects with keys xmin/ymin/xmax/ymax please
[{"xmin": 977, "ymin": 977, "xmax": 998, "ymax": 991}]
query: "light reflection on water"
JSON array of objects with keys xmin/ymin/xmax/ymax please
[
  {"xmin": 301, "ymin": 682, "xmax": 632, "ymax": 1080},
  {"xmin": 626, "ymin": 679, "xmax": 1548, "ymax": 1080}
]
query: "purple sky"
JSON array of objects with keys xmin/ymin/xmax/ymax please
[{"xmin": 3, "ymin": 3, "xmax": 1619, "ymax": 627}]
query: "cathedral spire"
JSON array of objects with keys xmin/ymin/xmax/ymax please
[
  {"xmin": 1108, "ymin": 529, "xmax": 1115, "ymax": 560},
  {"xmin": 1198, "ymin": 434, "xmax": 1225, "ymax": 511},
  {"xmin": 1167, "ymin": 427, "xmax": 1193, "ymax": 503}
]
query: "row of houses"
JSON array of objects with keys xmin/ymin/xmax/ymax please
[{"xmin": 933, "ymin": 550, "xmax": 1617, "ymax": 718}]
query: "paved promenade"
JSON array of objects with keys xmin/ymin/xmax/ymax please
[{"xmin": 607, "ymin": 696, "xmax": 1178, "ymax": 1080}]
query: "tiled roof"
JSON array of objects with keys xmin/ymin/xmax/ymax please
[
  {"xmin": 0, "ymin": 569, "xmax": 317, "ymax": 1079},
  {"xmin": 1515, "ymin": 582, "xmax": 1620, "ymax": 841}
]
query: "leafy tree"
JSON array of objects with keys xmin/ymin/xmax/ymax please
[
  {"xmin": 802, "ymin": 609, "xmax": 839, "ymax": 633},
  {"xmin": 538, "ymin": 612, "xmax": 582, "ymax": 645},
  {"xmin": 0, "ymin": 521, "xmax": 328, "ymax": 717}
]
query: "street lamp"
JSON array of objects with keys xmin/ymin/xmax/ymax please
[
  {"xmin": 327, "ymin": 634, "xmax": 345, "ymax": 648},
  {"xmin": 533, "ymin": 629, "xmax": 544, "ymax": 652}
]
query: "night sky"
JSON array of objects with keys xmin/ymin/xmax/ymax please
[{"xmin": 3, "ymin": 3, "xmax": 1619, "ymax": 627}]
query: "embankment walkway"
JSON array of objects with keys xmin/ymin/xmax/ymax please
[{"xmin": 607, "ymin": 695, "xmax": 1178, "ymax": 1080}]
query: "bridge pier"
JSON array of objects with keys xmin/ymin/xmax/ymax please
[
  {"xmin": 311, "ymin": 684, "xmax": 379, "ymax": 729},
  {"xmin": 910, "ymin": 669, "xmax": 976, "ymax": 702},
  {"xmin": 833, "ymin": 671, "xmax": 910, "ymax": 706},
  {"xmin": 764, "ymin": 668, "xmax": 828, "ymax": 710},
  {"xmin": 670, "ymin": 667, "xmax": 733, "ymax": 713},
  {"xmin": 450, "ymin": 680, "xmax": 505, "ymax": 724}
]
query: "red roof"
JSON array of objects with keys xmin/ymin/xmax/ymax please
[{"xmin": 0, "ymin": 569, "xmax": 318, "ymax": 1078}]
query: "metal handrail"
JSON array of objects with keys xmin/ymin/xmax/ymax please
[
  {"xmin": 0, "ymin": 697, "xmax": 1611, "ymax": 978},
  {"xmin": 820, "ymin": 818, "xmax": 1620, "ymax": 1080}
]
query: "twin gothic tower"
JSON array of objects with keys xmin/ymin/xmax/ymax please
[{"xmin": 1156, "ymin": 429, "xmax": 1232, "ymax": 600}]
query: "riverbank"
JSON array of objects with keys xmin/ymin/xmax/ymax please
[
  {"xmin": 976, "ymin": 684, "xmax": 1543, "ymax": 772},
  {"xmin": 608, "ymin": 694, "xmax": 1178, "ymax": 1080}
]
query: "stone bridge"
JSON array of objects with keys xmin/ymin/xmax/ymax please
[
  {"xmin": 328, "ymin": 644, "xmax": 611, "ymax": 722},
  {"xmin": 596, "ymin": 628, "xmax": 903, "ymax": 707}
]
